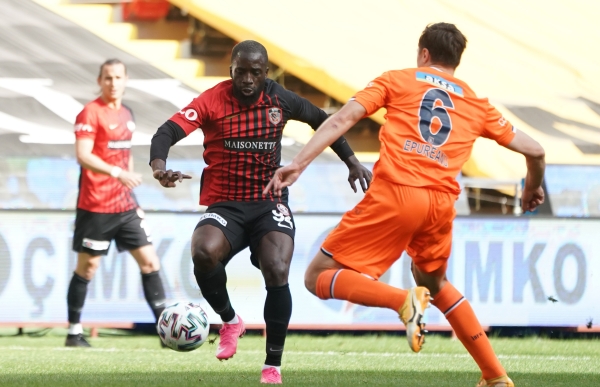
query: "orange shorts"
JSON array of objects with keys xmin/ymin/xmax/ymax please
[{"xmin": 321, "ymin": 178, "xmax": 457, "ymax": 279}]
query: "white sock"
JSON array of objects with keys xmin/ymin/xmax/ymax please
[
  {"xmin": 223, "ymin": 314, "xmax": 239, "ymax": 324},
  {"xmin": 68, "ymin": 323, "xmax": 83, "ymax": 335},
  {"xmin": 262, "ymin": 365, "xmax": 281, "ymax": 373}
]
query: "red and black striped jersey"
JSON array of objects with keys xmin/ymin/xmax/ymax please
[
  {"xmin": 74, "ymin": 98, "xmax": 138, "ymax": 213},
  {"xmin": 169, "ymin": 79, "xmax": 330, "ymax": 206}
]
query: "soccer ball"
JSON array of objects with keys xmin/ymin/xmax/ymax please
[{"xmin": 157, "ymin": 302, "xmax": 210, "ymax": 352}]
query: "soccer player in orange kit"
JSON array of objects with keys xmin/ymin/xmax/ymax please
[{"xmin": 264, "ymin": 23, "xmax": 545, "ymax": 387}]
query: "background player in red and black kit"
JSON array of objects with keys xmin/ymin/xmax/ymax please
[
  {"xmin": 150, "ymin": 40, "xmax": 371, "ymax": 384},
  {"xmin": 66, "ymin": 59, "xmax": 167, "ymax": 347}
]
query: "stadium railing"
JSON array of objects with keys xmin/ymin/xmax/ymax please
[{"xmin": 461, "ymin": 178, "xmax": 522, "ymax": 215}]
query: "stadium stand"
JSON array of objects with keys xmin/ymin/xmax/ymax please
[
  {"xmin": 162, "ymin": 0, "xmax": 600, "ymax": 179},
  {"xmin": 6, "ymin": 0, "xmax": 600, "ymax": 214},
  {"xmin": 0, "ymin": 0, "xmax": 348, "ymax": 211}
]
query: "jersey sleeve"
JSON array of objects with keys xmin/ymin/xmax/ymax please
[
  {"xmin": 481, "ymin": 103, "xmax": 517, "ymax": 146},
  {"xmin": 352, "ymin": 72, "xmax": 392, "ymax": 115},
  {"xmin": 74, "ymin": 106, "xmax": 97, "ymax": 140},
  {"xmin": 168, "ymin": 92, "xmax": 211, "ymax": 135},
  {"xmin": 285, "ymin": 89, "xmax": 329, "ymax": 129}
]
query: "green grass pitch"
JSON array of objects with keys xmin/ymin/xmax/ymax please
[{"xmin": 0, "ymin": 330, "xmax": 598, "ymax": 386}]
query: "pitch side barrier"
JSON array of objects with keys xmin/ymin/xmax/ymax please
[{"xmin": 0, "ymin": 210, "xmax": 598, "ymax": 334}]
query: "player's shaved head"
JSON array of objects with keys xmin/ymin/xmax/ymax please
[
  {"xmin": 230, "ymin": 40, "xmax": 269, "ymax": 105},
  {"xmin": 418, "ymin": 23, "xmax": 467, "ymax": 69},
  {"xmin": 231, "ymin": 40, "xmax": 268, "ymax": 64}
]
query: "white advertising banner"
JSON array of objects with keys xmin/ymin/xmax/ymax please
[{"xmin": 0, "ymin": 211, "xmax": 598, "ymax": 328}]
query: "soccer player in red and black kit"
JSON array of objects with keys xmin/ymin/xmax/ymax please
[
  {"xmin": 150, "ymin": 41, "xmax": 372, "ymax": 384},
  {"xmin": 66, "ymin": 59, "xmax": 167, "ymax": 347}
]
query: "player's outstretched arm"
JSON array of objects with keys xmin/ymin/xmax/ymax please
[
  {"xmin": 264, "ymin": 101, "xmax": 366, "ymax": 197},
  {"xmin": 76, "ymin": 138, "xmax": 142, "ymax": 189},
  {"xmin": 503, "ymin": 130, "xmax": 546, "ymax": 212}
]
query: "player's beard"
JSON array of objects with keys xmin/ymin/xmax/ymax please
[{"xmin": 232, "ymin": 86, "xmax": 261, "ymax": 106}]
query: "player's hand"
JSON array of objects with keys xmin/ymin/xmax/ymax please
[
  {"xmin": 153, "ymin": 169, "xmax": 192, "ymax": 188},
  {"xmin": 263, "ymin": 162, "xmax": 302, "ymax": 197},
  {"xmin": 117, "ymin": 171, "xmax": 143, "ymax": 189},
  {"xmin": 521, "ymin": 185, "xmax": 545, "ymax": 213},
  {"xmin": 345, "ymin": 155, "xmax": 372, "ymax": 193}
]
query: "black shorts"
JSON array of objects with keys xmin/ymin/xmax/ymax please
[
  {"xmin": 72, "ymin": 208, "xmax": 152, "ymax": 256},
  {"xmin": 195, "ymin": 201, "xmax": 295, "ymax": 269}
]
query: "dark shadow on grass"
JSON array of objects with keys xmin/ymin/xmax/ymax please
[{"xmin": 1, "ymin": 371, "xmax": 599, "ymax": 387}]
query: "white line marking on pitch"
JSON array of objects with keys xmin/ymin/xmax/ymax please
[{"xmin": 3, "ymin": 346, "xmax": 592, "ymax": 361}]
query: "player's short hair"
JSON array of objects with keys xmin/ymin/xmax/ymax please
[
  {"xmin": 230, "ymin": 40, "xmax": 268, "ymax": 64},
  {"xmin": 418, "ymin": 23, "xmax": 467, "ymax": 68},
  {"xmin": 98, "ymin": 59, "xmax": 127, "ymax": 78}
]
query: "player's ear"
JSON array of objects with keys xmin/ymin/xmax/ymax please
[
  {"xmin": 265, "ymin": 66, "xmax": 269, "ymax": 76},
  {"xmin": 229, "ymin": 65, "xmax": 233, "ymax": 79},
  {"xmin": 422, "ymin": 48, "xmax": 431, "ymax": 63}
]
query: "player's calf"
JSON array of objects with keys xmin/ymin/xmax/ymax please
[{"xmin": 140, "ymin": 270, "xmax": 166, "ymax": 321}]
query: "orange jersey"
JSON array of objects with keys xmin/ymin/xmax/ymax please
[{"xmin": 353, "ymin": 67, "xmax": 516, "ymax": 194}]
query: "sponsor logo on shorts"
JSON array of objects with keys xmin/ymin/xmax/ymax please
[
  {"xmin": 82, "ymin": 238, "xmax": 110, "ymax": 251},
  {"xmin": 224, "ymin": 138, "xmax": 277, "ymax": 152},
  {"xmin": 272, "ymin": 207, "xmax": 293, "ymax": 230},
  {"xmin": 268, "ymin": 107, "xmax": 282, "ymax": 125},
  {"xmin": 198, "ymin": 213, "xmax": 227, "ymax": 227},
  {"xmin": 108, "ymin": 140, "xmax": 131, "ymax": 149}
]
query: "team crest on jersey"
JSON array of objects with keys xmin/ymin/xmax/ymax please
[
  {"xmin": 276, "ymin": 203, "xmax": 290, "ymax": 216},
  {"xmin": 268, "ymin": 108, "xmax": 282, "ymax": 125}
]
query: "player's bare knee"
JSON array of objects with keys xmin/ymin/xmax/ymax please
[
  {"xmin": 304, "ymin": 273, "xmax": 317, "ymax": 296},
  {"xmin": 261, "ymin": 260, "xmax": 289, "ymax": 287},
  {"xmin": 138, "ymin": 259, "xmax": 160, "ymax": 274},
  {"xmin": 304, "ymin": 251, "xmax": 338, "ymax": 296},
  {"xmin": 192, "ymin": 243, "xmax": 222, "ymax": 273},
  {"xmin": 260, "ymin": 255, "xmax": 291, "ymax": 285},
  {"xmin": 76, "ymin": 259, "xmax": 99, "ymax": 280}
]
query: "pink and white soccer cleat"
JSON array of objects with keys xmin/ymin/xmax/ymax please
[
  {"xmin": 260, "ymin": 366, "xmax": 282, "ymax": 384},
  {"xmin": 216, "ymin": 315, "xmax": 246, "ymax": 360}
]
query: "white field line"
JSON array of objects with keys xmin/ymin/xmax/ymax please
[{"xmin": 3, "ymin": 346, "xmax": 593, "ymax": 361}]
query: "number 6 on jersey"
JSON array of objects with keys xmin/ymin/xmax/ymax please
[{"xmin": 418, "ymin": 88, "xmax": 454, "ymax": 146}]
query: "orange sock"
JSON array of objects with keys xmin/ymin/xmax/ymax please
[
  {"xmin": 432, "ymin": 282, "xmax": 505, "ymax": 380},
  {"xmin": 315, "ymin": 269, "xmax": 407, "ymax": 311}
]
